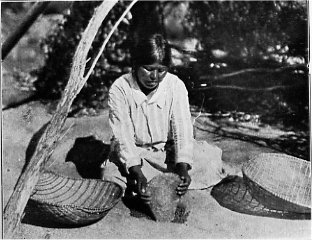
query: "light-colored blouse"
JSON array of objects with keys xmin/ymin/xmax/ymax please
[{"xmin": 108, "ymin": 72, "xmax": 194, "ymax": 170}]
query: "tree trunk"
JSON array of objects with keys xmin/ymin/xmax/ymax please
[
  {"xmin": 3, "ymin": 1, "xmax": 119, "ymax": 238},
  {"xmin": 2, "ymin": 1, "xmax": 50, "ymax": 60}
]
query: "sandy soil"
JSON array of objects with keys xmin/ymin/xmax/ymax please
[
  {"xmin": 2, "ymin": 6, "xmax": 310, "ymax": 238},
  {"xmin": 2, "ymin": 101, "xmax": 311, "ymax": 239}
]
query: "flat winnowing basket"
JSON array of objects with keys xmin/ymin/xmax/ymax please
[
  {"xmin": 242, "ymin": 153, "xmax": 311, "ymax": 213},
  {"xmin": 29, "ymin": 171, "xmax": 123, "ymax": 226}
]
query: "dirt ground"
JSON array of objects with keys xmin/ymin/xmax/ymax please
[
  {"xmin": 2, "ymin": 5, "xmax": 310, "ymax": 238},
  {"xmin": 2, "ymin": 101, "xmax": 311, "ymax": 239}
]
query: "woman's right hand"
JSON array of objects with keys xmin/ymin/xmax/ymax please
[{"xmin": 128, "ymin": 165, "xmax": 151, "ymax": 204}]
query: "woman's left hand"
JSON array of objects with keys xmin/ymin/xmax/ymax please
[{"xmin": 175, "ymin": 162, "xmax": 192, "ymax": 196}]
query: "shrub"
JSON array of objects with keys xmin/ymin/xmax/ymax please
[{"xmin": 34, "ymin": 1, "xmax": 131, "ymax": 114}]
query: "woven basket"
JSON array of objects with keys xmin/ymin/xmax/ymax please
[
  {"xmin": 211, "ymin": 175, "xmax": 310, "ymax": 219},
  {"xmin": 29, "ymin": 171, "xmax": 123, "ymax": 226},
  {"xmin": 242, "ymin": 153, "xmax": 311, "ymax": 213}
]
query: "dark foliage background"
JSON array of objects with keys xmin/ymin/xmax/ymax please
[
  {"xmin": 179, "ymin": 1, "xmax": 308, "ymax": 131},
  {"xmin": 33, "ymin": 1, "xmax": 308, "ymax": 133},
  {"xmin": 34, "ymin": 1, "xmax": 131, "ymax": 114}
]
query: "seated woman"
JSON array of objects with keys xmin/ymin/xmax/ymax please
[{"xmin": 102, "ymin": 33, "xmax": 228, "ymax": 203}]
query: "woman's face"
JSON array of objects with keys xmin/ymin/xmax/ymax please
[{"xmin": 136, "ymin": 63, "xmax": 168, "ymax": 91}]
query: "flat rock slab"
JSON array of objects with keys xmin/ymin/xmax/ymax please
[
  {"xmin": 195, "ymin": 127, "xmax": 280, "ymax": 175},
  {"xmin": 2, "ymin": 102, "xmax": 310, "ymax": 239}
]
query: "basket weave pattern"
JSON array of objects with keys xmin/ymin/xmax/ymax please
[
  {"xmin": 211, "ymin": 175, "xmax": 310, "ymax": 219},
  {"xmin": 242, "ymin": 153, "xmax": 311, "ymax": 213},
  {"xmin": 30, "ymin": 171, "xmax": 123, "ymax": 226}
]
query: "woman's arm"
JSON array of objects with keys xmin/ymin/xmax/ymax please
[
  {"xmin": 109, "ymin": 83, "xmax": 151, "ymax": 201},
  {"xmin": 108, "ymin": 84, "xmax": 141, "ymax": 171},
  {"xmin": 170, "ymin": 79, "xmax": 194, "ymax": 167},
  {"xmin": 170, "ymin": 79, "xmax": 194, "ymax": 195}
]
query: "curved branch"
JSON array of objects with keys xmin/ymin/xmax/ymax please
[
  {"xmin": 3, "ymin": 1, "xmax": 119, "ymax": 237},
  {"xmin": 84, "ymin": 0, "xmax": 139, "ymax": 80}
]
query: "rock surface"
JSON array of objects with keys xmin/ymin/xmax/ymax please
[{"xmin": 2, "ymin": 102, "xmax": 311, "ymax": 239}]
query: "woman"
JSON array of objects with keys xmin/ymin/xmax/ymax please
[{"xmin": 103, "ymin": 33, "xmax": 227, "ymax": 203}]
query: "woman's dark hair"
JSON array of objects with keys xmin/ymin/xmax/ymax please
[{"xmin": 130, "ymin": 33, "xmax": 171, "ymax": 69}]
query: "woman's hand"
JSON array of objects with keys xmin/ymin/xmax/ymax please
[
  {"xmin": 128, "ymin": 165, "xmax": 151, "ymax": 203},
  {"xmin": 175, "ymin": 162, "xmax": 192, "ymax": 196}
]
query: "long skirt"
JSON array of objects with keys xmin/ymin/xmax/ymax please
[{"xmin": 101, "ymin": 140, "xmax": 229, "ymax": 190}]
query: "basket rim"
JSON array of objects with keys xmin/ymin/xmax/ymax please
[
  {"xmin": 31, "ymin": 170, "xmax": 123, "ymax": 212},
  {"xmin": 242, "ymin": 153, "xmax": 311, "ymax": 209},
  {"xmin": 247, "ymin": 153, "xmax": 310, "ymax": 164}
]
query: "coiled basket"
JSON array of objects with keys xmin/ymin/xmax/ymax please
[
  {"xmin": 242, "ymin": 153, "xmax": 311, "ymax": 214},
  {"xmin": 29, "ymin": 171, "xmax": 123, "ymax": 226}
]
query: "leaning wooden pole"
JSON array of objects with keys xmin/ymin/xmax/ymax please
[
  {"xmin": 3, "ymin": 1, "xmax": 120, "ymax": 237},
  {"xmin": 2, "ymin": 1, "xmax": 50, "ymax": 60}
]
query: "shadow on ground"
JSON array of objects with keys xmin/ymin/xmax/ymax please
[
  {"xmin": 65, "ymin": 136, "xmax": 110, "ymax": 179},
  {"xmin": 24, "ymin": 127, "xmax": 110, "ymax": 179}
]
